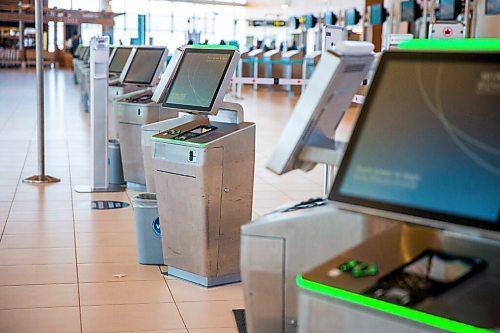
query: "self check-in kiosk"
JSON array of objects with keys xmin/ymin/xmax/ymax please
[
  {"xmin": 112, "ymin": 46, "xmax": 171, "ymax": 189},
  {"xmin": 240, "ymin": 42, "xmax": 389, "ymax": 333},
  {"xmin": 297, "ymin": 45, "xmax": 500, "ymax": 333},
  {"xmin": 108, "ymin": 46, "xmax": 133, "ymax": 83},
  {"xmin": 151, "ymin": 46, "xmax": 255, "ymax": 287}
]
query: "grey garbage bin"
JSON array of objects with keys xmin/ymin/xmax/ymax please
[
  {"xmin": 132, "ymin": 193, "xmax": 164, "ymax": 265},
  {"xmin": 108, "ymin": 139, "xmax": 125, "ymax": 185}
]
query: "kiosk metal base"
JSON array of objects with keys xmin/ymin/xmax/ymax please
[
  {"xmin": 126, "ymin": 182, "xmax": 147, "ymax": 192},
  {"xmin": 23, "ymin": 175, "xmax": 61, "ymax": 184},
  {"xmin": 74, "ymin": 184, "xmax": 126, "ymax": 193},
  {"xmin": 167, "ymin": 267, "xmax": 241, "ymax": 288}
]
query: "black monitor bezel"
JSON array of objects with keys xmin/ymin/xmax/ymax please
[
  {"xmin": 329, "ymin": 51, "xmax": 500, "ymax": 233},
  {"xmin": 109, "ymin": 47, "xmax": 132, "ymax": 74},
  {"xmin": 161, "ymin": 48, "xmax": 235, "ymax": 113},
  {"xmin": 123, "ymin": 47, "xmax": 166, "ymax": 85}
]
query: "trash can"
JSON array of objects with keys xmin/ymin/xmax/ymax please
[
  {"xmin": 108, "ymin": 139, "xmax": 125, "ymax": 185},
  {"xmin": 132, "ymin": 193, "xmax": 164, "ymax": 265}
]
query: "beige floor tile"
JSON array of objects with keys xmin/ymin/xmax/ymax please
[
  {"xmin": 0, "ymin": 248, "xmax": 75, "ymax": 265},
  {"xmin": 0, "ymin": 307, "xmax": 81, "ymax": 333},
  {"xmin": 177, "ymin": 300, "xmax": 244, "ymax": 329},
  {"xmin": 0, "ymin": 192, "xmax": 15, "ymax": 201},
  {"xmin": 0, "ymin": 233, "xmax": 75, "ymax": 248},
  {"xmin": 121, "ymin": 331, "xmax": 187, "ymax": 333},
  {"xmin": 78, "ymin": 263, "xmax": 163, "ymax": 283},
  {"xmin": 79, "ymin": 280, "xmax": 173, "ymax": 306},
  {"xmin": 9, "ymin": 200, "xmax": 73, "ymax": 212},
  {"xmin": 75, "ymin": 219, "xmax": 136, "ymax": 233},
  {"xmin": 3, "ymin": 221, "xmax": 74, "ymax": 234},
  {"xmin": 81, "ymin": 303, "xmax": 185, "ymax": 332},
  {"xmin": 77, "ymin": 246, "xmax": 138, "ymax": 264},
  {"xmin": 0, "ymin": 264, "xmax": 77, "ymax": 285},
  {"xmin": 73, "ymin": 208, "xmax": 134, "ymax": 221},
  {"xmin": 13, "ymin": 191, "xmax": 73, "ymax": 201},
  {"xmin": 188, "ymin": 329, "xmax": 237, "ymax": 333},
  {"xmin": 7, "ymin": 209, "xmax": 74, "ymax": 221},
  {"xmin": 167, "ymin": 280, "xmax": 243, "ymax": 302},
  {"xmin": 0, "ymin": 284, "xmax": 79, "ymax": 309},
  {"xmin": 72, "ymin": 192, "xmax": 131, "ymax": 202},
  {"xmin": 76, "ymin": 232, "xmax": 137, "ymax": 247}
]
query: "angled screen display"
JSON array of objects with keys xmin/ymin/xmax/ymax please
[
  {"xmin": 109, "ymin": 47, "xmax": 132, "ymax": 73},
  {"xmin": 330, "ymin": 51, "xmax": 500, "ymax": 232},
  {"xmin": 162, "ymin": 48, "xmax": 234, "ymax": 112},
  {"xmin": 123, "ymin": 47, "xmax": 166, "ymax": 85}
]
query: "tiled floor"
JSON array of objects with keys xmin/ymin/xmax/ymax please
[{"xmin": 0, "ymin": 68, "xmax": 359, "ymax": 332}]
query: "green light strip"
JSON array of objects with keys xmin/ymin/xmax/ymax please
[
  {"xmin": 192, "ymin": 44, "xmax": 238, "ymax": 50},
  {"xmin": 152, "ymin": 137, "xmax": 208, "ymax": 147},
  {"xmin": 398, "ymin": 38, "xmax": 500, "ymax": 51},
  {"xmin": 296, "ymin": 275, "xmax": 492, "ymax": 333}
]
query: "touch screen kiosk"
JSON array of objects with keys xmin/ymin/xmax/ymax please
[
  {"xmin": 108, "ymin": 46, "xmax": 133, "ymax": 83},
  {"xmin": 151, "ymin": 46, "xmax": 255, "ymax": 287},
  {"xmin": 297, "ymin": 50, "xmax": 500, "ymax": 333},
  {"xmin": 111, "ymin": 46, "xmax": 170, "ymax": 189},
  {"xmin": 240, "ymin": 42, "xmax": 386, "ymax": 333}
]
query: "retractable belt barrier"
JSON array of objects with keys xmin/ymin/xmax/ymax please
[
  {"xmin": 230, "ymin": 76, "xmax": 366, "ymax": 105},
  {"xmin": 241, "ymin": 58, "xmax": 304, "ymax": 65}
]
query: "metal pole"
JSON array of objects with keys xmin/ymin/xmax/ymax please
[
  {"xmin": 23, "ymin": 0, "xmax": 60, "ymax": 184},
  {"xmin": 464, "ymin": 0, "xmax": 471, "ymax": 37},
  {"xmin": 36, "ymin": 0, "xmax": 45, "ymax": 180},
  {"xmin": 421, "ymin": 0, "xmax": 428, "ymax": 39}
]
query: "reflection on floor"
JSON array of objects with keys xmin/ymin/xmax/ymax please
[{"xmin": 0, "ymin": 68, "xmax": 358, "ymax": 333}]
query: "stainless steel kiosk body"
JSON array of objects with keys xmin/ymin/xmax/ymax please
[
  {"xmin": 297, "ymin": 48, "xmax": 500, "ymax": 333},
  {"xmin": 151, "ymin": 47, "xmax": 256, "ymax": 287},
  {"xmin": 112, "ymin": 46, "xmax": 171, "ymax": 190},
  {"xmin": 241, "ymin": 41, "xmax": 378, "ymax": 333}
]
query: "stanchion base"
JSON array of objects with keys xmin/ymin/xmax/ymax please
[
  {"xmin": 74, "ymin": 184, "xmax": 126, "ymax": 193},
  {"xmin": 23, "ymin": 175, "xmax": 61, "ymax": 184}
]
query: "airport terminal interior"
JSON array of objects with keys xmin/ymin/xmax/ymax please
[{"xmin": 0, "ymin": 0, "xmax": 499, "ymax": 332}]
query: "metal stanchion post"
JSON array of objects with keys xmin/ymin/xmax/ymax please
[{"xmin": 23, "ymin": 0, "xmax": 60, "ymax": 184}]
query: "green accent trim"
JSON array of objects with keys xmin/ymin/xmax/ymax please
[
  {"xmin": 398, "ymin": 38, "xmax": 500, "ymax": 51},
  {"xmin": 152, "ymin": 137, "xmax": 208, "ymax": 147},
  {"xmin": 192, "ymin": 44, "xmax": 238, "ymax": 50},
  {"xmin": 241, "ymin": 58, "xmax": 303, "ymax": 65},
  {"xmin": 296, "ymin": 275, "xmax": 492, "ymax": 333}
]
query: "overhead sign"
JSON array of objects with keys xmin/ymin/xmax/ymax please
[{"xmin": 250, "ymin": 20, "xmax": 287, "ymax": 27}]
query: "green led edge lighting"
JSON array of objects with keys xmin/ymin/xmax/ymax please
[
  {"xmin": 192, "ymin": 44, "xmax": 238, "ymax": 50},
  {"xmin": 296, "ymin": 275, "xmax": 492, "ymax": 333},
  {"xmin": 398, "ymin": 38, "xmax": 500, "ymax": 51},
  {"xmin": 151, "ymin": 137, "xmax": 208, "ymax": 148}
]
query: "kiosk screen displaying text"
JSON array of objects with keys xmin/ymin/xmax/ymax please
[{"xmin": 339, "ymin": 59, "xmax": 500, "ymax": 223}]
